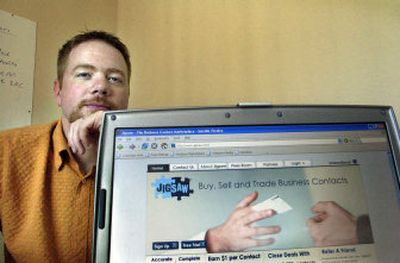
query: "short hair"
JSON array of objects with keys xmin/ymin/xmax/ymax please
[{"xmin": 57, "ymin": 30, "xmax": 131, "ymax": 83}]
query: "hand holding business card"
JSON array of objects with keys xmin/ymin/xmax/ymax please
[{"xmin": 252, "ymin": 194, "xmax": 292, "ymax": 214}]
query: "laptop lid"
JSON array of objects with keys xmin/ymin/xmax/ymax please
[{"xmin": 92, "ymin": 105, "xmax": 400, "ymax": 263}]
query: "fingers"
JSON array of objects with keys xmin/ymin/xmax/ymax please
[
  {"xmin": 236, "ymin": 192, "xmax": 258, "ymax": 209},
  {"xmin": 311, "ymin": 201, "xmax": 328, "ymax": 213},
  {"xmin": 307, "ymin": 216, "xmax": 319, "ymax": 228},
  {"xmin": 311, "ymin": 201, "xmax": 338, "ymax": 214},
  {"xmin": 241, "ymin": 226, "xmax": 280, "ymax": 249},
  {"xmin": 234, "ymin": 192, "xmax": 278, "ymax": 225},
  {"xmin": 252, "ymin": 225, "xmax": 281, "ymax": 237},
  {"xmin": 67, "ymin": 111, "xmax": 104, "ymax": 155},
  {"xmin": 311, "ymin": 201, "xmax": 351, "ymax": 218},
  {"xmin": 242, "ymin": 209, "xmax": 276, "ymax": 225},
  {"xmin": 68, "ymin": 118, "xmax": 86, "ymax": 155},
  {"xmin": 308, "ymin": 212, "xmax": 327, "ymax": 224},
  {"xmin": 253, "ymin": 237, "xmax": 275, "ymax": 247}
]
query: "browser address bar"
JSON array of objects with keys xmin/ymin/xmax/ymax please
[
  {"xmin": 175, "ymin": 139, "xmax": 338, "ymax": 148},
  {"xmin": 175, "ymin": 137, "xmax": 386, "ymax": 149}
]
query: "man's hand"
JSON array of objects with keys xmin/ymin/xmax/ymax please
[
  {"xmin": 205, "ymin": 192, "xmax": 281, "ymax": 253},
  {"xmin": 307, "ymin": 201, "xmax": 358, "ymax": 246},
  {"xmin": 67, "ymin": 111, "xmax": 104, "ymax": 155}
]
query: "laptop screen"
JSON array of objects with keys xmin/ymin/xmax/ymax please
[{"xmin": 93, "ymin": 106, "xmax": 400, "ymax": 263}]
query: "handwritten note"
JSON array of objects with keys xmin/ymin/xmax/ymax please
[{"xmin": 0, "ymin": 9, "xmax": 36, "ymax": 131}]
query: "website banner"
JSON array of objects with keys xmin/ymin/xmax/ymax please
[{"xmin": 146, "ymin": 165, "xmax": 376, "ymax": 262}]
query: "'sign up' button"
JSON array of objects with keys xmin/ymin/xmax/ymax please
[{"xmin": 153, "ymin": 241, "xmax": 179, "ymax": 250}]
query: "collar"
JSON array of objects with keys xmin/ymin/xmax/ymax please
[
  {"xmin": 52, "ymin": 119, "xmax": 95, "ymax": 179},
  {"xmin": 53, "ymin": 119, "xmax": 70, "ymax": 171}
]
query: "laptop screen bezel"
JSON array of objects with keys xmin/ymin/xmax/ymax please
[{"xmin": 92, "ymin": 105, "xmax": 400, "ymax": 263}]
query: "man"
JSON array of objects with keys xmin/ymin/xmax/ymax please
[{"xmin": 0, "ymin": 31, "xmax": 131, "ymax": 262}]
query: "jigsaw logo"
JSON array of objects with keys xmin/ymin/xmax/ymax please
[{"xmin": 151, "ymin": 176, "xmax": 194, "ymax": 201}]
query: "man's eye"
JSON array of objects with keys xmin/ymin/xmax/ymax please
[
  {"xmin": 76, "ymin": 72, "xmax": 92, "ymax": 79},
  {"xmin": 108, "ymin": 76, "xmax": 124, "ymax": 84}
]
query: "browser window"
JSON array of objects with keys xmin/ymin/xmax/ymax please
[{"xmin": 110, "ymin": 123, "xmax": 399, "ymax": 262}]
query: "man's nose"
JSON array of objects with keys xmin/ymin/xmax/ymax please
[{"xmin": 91, "ymin": 76, "xmax": 109, "ymax": 95}]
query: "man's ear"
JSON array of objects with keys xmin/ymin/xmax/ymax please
[{"xmin": 53, "ymin": 79, "xmax": 62, "ymax": 107}]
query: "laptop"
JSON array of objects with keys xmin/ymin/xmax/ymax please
[{"xmin": 92, "ymin": 105, "xmax": 400, "ymax": 263}]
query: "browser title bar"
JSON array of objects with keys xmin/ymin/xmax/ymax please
[{"xmin": 116, "ymin": 123, "xmax": 385, "ymax": 137}]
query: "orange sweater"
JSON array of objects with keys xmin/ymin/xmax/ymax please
[{"xmin": 0, "ymin": 120, "xmax": 94, "ymax": 263}]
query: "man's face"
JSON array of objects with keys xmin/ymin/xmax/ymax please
[{"xmin": 54, "ymin": 40, "xmax": 130, "ymax": 124}]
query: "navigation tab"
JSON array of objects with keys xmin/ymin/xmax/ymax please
[
  {"xmin": 176, "ymin": 255, "xmax": 203, "ymax": 262},
  {"xmin": 228, "ymin": 162, "xmax": 256, "ymax": 169},
  {"xmin": 146, "ymin": 256, "xmax": 174, "ymax": 263},
  {"xmin": 170, "ymin": 163, "xmax": 198, "ymax": 171},
  {"xmin": 256, "ymin": 161, "xmax": 284, "ymax": 168},
  {"xmin": 284, "ymin": 160, "xmax": 311, "ymax": 167},
  {"xmin": 198, "ymin": 163, "xmax": 213, "ymax": 170},
  {"xmin": 199, "ymin": 163, "xmax": 228, "ymax": 170},
  {"xmin": 148, "ymin": 164, "xmax": 170, "ymax": 172}
]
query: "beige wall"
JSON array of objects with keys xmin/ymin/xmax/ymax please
[
  {"xmin": 0, "ymin": 0, "xmax": 400, "ymax": 261},
  {"xmin": 1, "ymin": 0, "xmax": 118, "ymax": 125},
  {"xmin": 118, "ymin": 0, "xmax": 400, "ymax": 117},
  {"xmin": 2, "ymin": 0, "xmax": 400, "ymax": 123}
]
